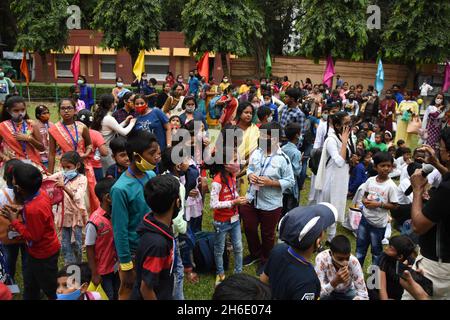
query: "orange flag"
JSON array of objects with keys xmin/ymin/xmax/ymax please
[
  {"xmin": 20, "ymin": 49, "xmax": 30, "ymax": 86},
  {"xmin": 197, "ymin": 52, "xmax": 209, "ymax": 82}
]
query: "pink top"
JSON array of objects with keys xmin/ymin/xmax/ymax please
[{"xmin": 76, "ymin": 100, "xmax": 86, "ymax": 113}]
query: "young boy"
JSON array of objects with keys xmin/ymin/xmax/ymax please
[
  {"xmin": 390, "ymin": 147, "xmax": 412, "ymax": 179},
  {"xmin": 367, "ymin": 133, "xmax": 388, "ymax": 152},
  {"xmin": 105, "ymin": 136, "xmax": 130, "ymax": 180},
  {"xmin": 111, "ymin": 131, "xmax": 161, "ymax": 300},
  {"xmin": 85, "ymin": 178, "xmax": 119, "ymax": 300},
  {"xmin": 262, "ymin": 93, "xmax": 279, "ymax": 122},
  {"xmin": 132, "ymin": 175, "xmax": 180, "ymax": 300},
  {"xmin": 395, "ymin": 139, "xmax": 406, "ymax": 158},
  {"xmin": 56, "ymin": 262, "xmax": 102, "ymax": 300},
  {"xmin": 356, "ymin": 152, "xmax": 399, "ymax": 267},
  {"xmin": 1, "ymin": 163, "xmax": 60, "ymax": 300},
  {"xmin": 256, "ymin": 106, "xmax": 272, "ymax": 128},
  {"xmin": 281, "ymin": 123, "xmax": 302, "ymax": 216}
]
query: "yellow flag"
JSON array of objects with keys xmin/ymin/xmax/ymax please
[{"xmin": 133, "ymin": 50, "xmax": 146, "ymax": 81}]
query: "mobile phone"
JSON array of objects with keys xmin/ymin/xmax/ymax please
[{"xmin": 395, "ymin": 261, "xmax": 433, "ymax": 297}]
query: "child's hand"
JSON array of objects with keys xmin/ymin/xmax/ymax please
[
  {"xmin": 248, "ymin": 174, "xmax": 258, "ymax": 184},
  {"xmin": 362, "ymin": 199, "xmax": 379, "ymax": 209},
  {"xmin": 233, "ymin": 197, "xmax": 248, "ymax": 206},
  {"xmin": 1, "ymin": 204, "xmax": 21, "ymax": 221},
  {"xmin": 256, "ymin": 176, "xmax": 273, "ymax": 187},
  {"xmin": 189, "ymin": 189, "xmax": 199, "ymax": 198},
  {"xmin": 56, "ymin": 179, "xmax": 65, "ymax": 188}
]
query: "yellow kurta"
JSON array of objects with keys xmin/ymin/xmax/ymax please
[
  {"xmin": 395, "ymin": 100, "xmax": 419, "ymax": 149},
  {"xmin": 237, "ymin": 124, "xmax": 260, "ymax": 197}
]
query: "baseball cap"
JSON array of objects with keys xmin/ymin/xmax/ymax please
[{"xmin": 279, "ymin": 203, "xmax": 338, "ymax": 249}]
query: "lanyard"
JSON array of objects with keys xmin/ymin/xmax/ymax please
[
  {"xmin": 127, "ymin": 167, "xmax": 149, "ymax": 188},
  {"xmin": 62, "ymin": 121, "xmax": 79, "ymax": 151},
  {"xmin": 288, "ymin": 246, "xmax": 312, "ymax": 267},
  {"xmin": 223, "ymin": 176, "xmax": 236, "ymax": 199},
  {"xmin": 11, "ymin": 120, "xmax": 28, "ymax": 158},
  {"xmin": 260, "ymin": 154, "xmax": 274, "ymax": 177}
]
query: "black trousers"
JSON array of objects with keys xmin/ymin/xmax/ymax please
[
  {"xmin": 282, "ymin": 193, "xmax": 298, "ymax": 218},
  {"xmin": 23, "ymin": 252, "xmax": 59, "ymax": 300}
]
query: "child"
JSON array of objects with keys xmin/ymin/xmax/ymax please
[
  {"xmin": 209, "ymin": 147, "xmax": 247, "ymax": 286},
  {"xmin": 376, "ymin": 235, "xmax": 416, "ymax": 300},
  {"xmin": 262, "ymin": 93, "xmax": 279, "ymax": 122},
  {"xmin": 368, "ymin": 133, "xmax": 388, "ymax": 152},
  {"xmin": 343, "ymin": 92, "xmax": 359, "ymax": 116},
  {"xmin": 132, "ymin": 175, "xmax": 180, "ymax": 300},
  {"xmin": 110, "ymin": 130, "xmax": 160, "ymax": 300},
  {"xmin": 348, "ymin": 150, "xmax": 368, "ymax": 197},
  {"xmin": 394, "ymin": 139, "xmax": 406, "ymax": 158},
  {"xmin": 34, "ymin": 104, "xmax": 53, "ymax": 168},
  {"xmin": 1, "ymin": 163, "xmax": 60, "ymax": 300},
  {"xmin": 56, "ymin": 263, "xmax": 102, "ymax": 300},
  {"xmin": 281, "ymin": 123, "xmax": 302, "ymax": 216},
  {"xmin": 384, "ymin": 131, "xmax": 394, "ymax": 149},
  {"xmin": 105, "ymin": 136, "xmax": 129, "ymax": 180},
  {"xmin": 356, "ymin": 152, "xmax": 399, "ymax": 267},
  {"xmin": 85, "ymin": 178, "xmax": 119, "ymax": 300},
  {"xmin": 256, "ymin": 106, "xmax": 272, "ymax": 128},
  {"xmin": 169, "ymin": 115, "xmax": 181, "ymax": 137},
  {"xmin": 390, "ymin": 147, "xmax": 412, "ymax": 179},
  {"xmin": 52, "ymin": 151, "xmax": 88, "ymax": 265}
]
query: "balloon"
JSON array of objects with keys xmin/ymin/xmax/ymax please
[{"xmin": 417, "ymin": 98, "xmax": 423, "ymax": 105}]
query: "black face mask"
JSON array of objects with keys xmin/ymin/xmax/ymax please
[{"xmin": 13, "ymin": 185, "xmax": 24, "ymax": 204}]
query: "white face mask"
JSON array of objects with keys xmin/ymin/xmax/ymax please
[
  {"xmin": 264, "ymin": 100, "xmax": 271, "ymax": 105},
  {"xmin": 117, "ymin": 82, "xmax": 124, "ymax": 87},
  {"xmin": 223, "ymin": 79, "xmax": 228, "ymax": 83},
  {"xmin": 435, "ymin": 98, "xmax": 443, "ymax": 105},
  {"xmin": 77, "ymin": 79, "xmax": 84, "ymax": 85},
  {"xmin": 252, "ymin": 102, "xmax": 260, "ymax": 109},
  {"xmin": 267, "ymin": 116, "xmax": 273, "ymax": 122}
]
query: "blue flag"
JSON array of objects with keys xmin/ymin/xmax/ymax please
[{"xmin": 375, "ymin": 58, "xmax": 384, "ymax": 92}]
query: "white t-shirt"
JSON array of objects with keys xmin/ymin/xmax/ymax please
[
  {"xmin": 419, "ymin": 83, "xmax": 433, "ymax": 96},
  {"xmin": 313, "ymin": 120, "xmax": 328, "ymax": 149},
  {"xmin": 84, "ymin": 222, "xmax": 97, "ymax": 246},
  {"xmin": 400, "ymin": 166, "xmax": 442, "ymax": 188},
  {"xmin": 0, "ymin": 187, "xmax": 15, "ymax": 207},
  {"xmin": 397, "ymin": 178, "xmax": 413, "ymax": 205},
  {"xmin": 362, "ymin": 177, "xmax": 399, "ymax": 228}
]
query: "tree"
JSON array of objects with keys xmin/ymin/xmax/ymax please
[
  {"xmin": 162, "ymin": 0, "xmax": 186, "ymax": 31},
  {"xmin": 91, "ymin": 0, "xmax": 163, "ymax": 67},
  {"xmin": 295, "ymin": 0, "xmax": 369, "ymax": 62},
  {"xmin": 181, "ymin": 0, "xmax": 265, "ymax": 77},
  {"xmin": 10, "ymin": 0, "xmax": 70, "ymax": 83}
]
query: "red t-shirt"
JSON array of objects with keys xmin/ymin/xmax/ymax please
[
  {"xmin": 219, "ymin": 96, "xmax": 238, "ymax": 126},
  {"xmin": 11, "ymin": 192, "xmax": 60, "ymax": 259},
  {"xmin": 88, "ymin": 129, "xmax": 105, "ymax": 169}
]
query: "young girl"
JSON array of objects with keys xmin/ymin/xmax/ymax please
[
  {"xmin": 52, "ymin": 151, "xmax": 88, "ymax": 265},
  {"xmin": 169, "ymin": 115, "xmax": 181, "ymax": 136},
  {"xmin": 34, "ymin": 105, "xmax": 53, "ymax": 169},
  {"xmin": 210, "ymin": 148, "xmax": 247, "ymax": 286}
]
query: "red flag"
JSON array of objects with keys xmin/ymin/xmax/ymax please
[
  {"xmin": 20, "ymin": 49, "xmax": 30, "ymax": 86},
  {"xmin": 70, "ymin": 49, "xmax": 80, "ymax": 84},
  {"xmin": 197, "ymin": 52, "xmax": 209, "ymax": 82}
]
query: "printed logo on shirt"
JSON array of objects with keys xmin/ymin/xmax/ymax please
[{"xmin": 301, "ymin": 293, "xmax": 316, "ymax": 300}]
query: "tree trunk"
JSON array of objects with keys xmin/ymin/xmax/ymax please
[
  {"xmin": 39, "ymin": 52, "xmax": 51, "ymax": 84},
  {"xmin": 221, "ymin": 52, "xmax": 229, "ymax": 79}
]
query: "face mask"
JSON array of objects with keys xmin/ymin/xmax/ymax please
[
  {"xmin": 261, "ymin": 82, "xmax": 266, "ymax": 86},
  {"xmin": 10, "ymin": 111, "xmax": 26, "ymax": 123},
  {"xmin": 177, "ymin": 78, "xmax": 183, "ymax": 83},
  {"xmin": 117, "ymin": 82, "xmax": 124, "ymax": 88},
  {"xmin": 267, "ymin": 116, "xmax": 273, "ymax": 122},
  {"xmin": 185, "ymin": 105, "xmax": 195, "ymax": 113},
  {"xmin": 264, "ymin": 100, "xmax": 271, "ymax": 105},
  {"xmin": 57, "ymin": 289, "xmax": 81, "ymax": 300},
  {"xmin": 322, "ymin": 114, "xmax": 328, "ymax": 121},
  {"xmin": 135, "ymin": 104, "xmax": 148, "ymax": 115},
  {"xmin": 223, "ymin": 79, "xmax": 228, "ymax": 83},
  {"xmin": 134, "ymin": 152, "xmax": 156, "ymax": 172},
  {"xmin": 224, "ymin": 163, "xmax": 240, "ymax": 176},
  {"xmin": 435, "ymin": 98, "xmax": 443, "ymax": 105},
  {"xmin": 252, "ymin": 102, "xmax": 260, "ymax": 109},
  {"xmin": 77, "ymin": 79, "xmax": 84, "ymax": 85},
  {"xmin": 64, "ymin": 169, "xmax": 78, "ymax": 181},
  {"xmin": 0, "ymin": 72, "xmax": 4, "ymax": 77}
]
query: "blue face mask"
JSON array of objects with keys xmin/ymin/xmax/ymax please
[
  {"xmin": 63, "ymin": 169, "xmax": 78, "ymax": 181},
  {"xmin": 57, "ymin": 289, "xmax": 81, "ymax": 300}
]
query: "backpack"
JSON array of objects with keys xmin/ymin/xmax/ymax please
[
  {"xmin": 193, "ymin": 231, "xmax": 229, "ymax": 273},
  {"xmin": 208, "ymin": 95, "xmax": 223, "ymax": 119}
]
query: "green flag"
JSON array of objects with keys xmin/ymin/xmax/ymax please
[{"xmin": 265, "ymin": 49, "xmax": 272, "ymax": 78}]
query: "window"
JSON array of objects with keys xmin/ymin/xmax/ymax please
[
  {"xmin": 145, "ymin": 56, "xmax": 169, "ymax": 82},
  {"xmin": 56, "ymin": 55, "xmax": 72, "ymax": 78},
  {"xmin": 100, "ymin": 56, "xmax": 116, "ymax": 79}
]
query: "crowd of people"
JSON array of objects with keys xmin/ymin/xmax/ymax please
[{"xmin": 0, "ymin": 69, "xmax": 449, "ymax": 301}]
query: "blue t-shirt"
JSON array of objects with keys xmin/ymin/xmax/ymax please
[
  {"xmin": 188, "ymin": 77, "xmax": 200, "ymax": 96},
  {"xmin": 264, "ymin": 102, "xmax": 279, "ymax": 122},
  {"xmin": 134, "ymin": 108, "xmax": 169, "ymax": 151}
]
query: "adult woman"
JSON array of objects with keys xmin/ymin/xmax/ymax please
[
  {"xmin": 112, "ymin": 91, "xmax": 137, "ymax": 124},
  {"xmin": 176, "ymin": 74, "xmax": 189, "ymax": 95},
  {"xmin": 133, "ymin": 94, "xmax": 171, "ymax": 151},
  {"xmin": 179, "ymin": 96, "xmax": 208, "ymax": 130},
  {"xmin": 378, "ymin": 89, "xmax": 396, "ymax": 132},
  {"xmin": 394, "ymin": 91, "xmax": 419, "ymax": 149},
  {"xmin": 112, "ymin": 76, "xmax": 127, "ymax": 103},
  {"xmin": 48, "ymin": 98, "xmax": 99, "ymax": 212},
  {"xmin": 162, "ymin": 83, "xmax": 185, "ymax": 117},
  {"xmin": 77, "ymin": 75, "xmax": 94, "ymax": 110},
  {"xmin": 422, "ymin": 93, "xmax": 448, "ymax": 151},
  {"xmin": 315, "ymin": 111, "xmax": 355, "ymax": 242},
  {"xmin": 235, "ymin": 101, "xmax": 260, "ymax": 197},
  {"xmin": 219, "ymin": 76, "xmax": 231, "ymax": 93},
  {"xmin": 165, "ymin": 71, "xmax": 175, "ymax": 88},
  {"xmin": 156, "ymin": 82, "xmax": 171, "ymax": 109},
  {"xmin": 91, "ymin": 94, "xmax": 136, "ymax": 170},
  {"xmin": 34, "ymin": 105, "xmax": 54, "ymax": 168},
  {"xmin": 0, "ymin": 96, "xmax": 45, "ymax": 170},
  {"xmin": 217, "ymin": 86, "xmax": 239, "ymax": 126}
]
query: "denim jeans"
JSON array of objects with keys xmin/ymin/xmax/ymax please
[
  {"xmin": 321, "ymin": 289, "xmax": 356, "ymax": 300},
  {"xmin": 101, "ymin": 272, "xmax": 120, "ymax": 300},
  {"xmin": 173, "ymin": 238, "xmax": 184, "ymax": 300},
  {"xmin": 61, "ymin": 226, "xmax": 83, "ymax": 265},
  {"xmin": 94, "ymin": 167, "xmax": 104, "ymax": 182},
  {"xmin": 356, "ymin": 215, "xmax": 386, "ymax": 267},
  {"xmin": 298, "ymin": 143, "xmax": 313, "ymax": 191},
  {"xmin": 3, "ymin": 243, "xmax": 28, "ymax": 282},
  {"xmin": 213, "ymin": 219, "xmax": 243, "ymax": 275}
]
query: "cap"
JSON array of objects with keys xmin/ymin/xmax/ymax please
[{"xmin": 279, "ymin": 203, "xmax": 338, "ymax": 249}]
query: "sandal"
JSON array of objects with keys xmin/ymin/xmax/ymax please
[{"xmin": 184, "ymin": 268, "xmax": 199, "ymax": 284}]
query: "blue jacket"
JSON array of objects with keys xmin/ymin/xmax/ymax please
[
  {"xmin": 79, "ymin": 84, "xmax": 94, "ymax": 110},
  {"xmin": 349, "ymin": 163, "xmax": 368, "ymax": 194},
  {"xmin": 281, "ymin": 142, "xmax": 302, "ymax": 200}
]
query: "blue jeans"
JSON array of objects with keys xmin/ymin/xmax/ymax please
[
  {"xmin": 356, "ymin": 215, "xmax": 386, "ymax": 267},
  {"xmin": 213, "ymin": 220, "xmax": 243, "ymax": 275},
  {"xmin": 3, "ymin": 243, "xmax": 28, "ymax": 282},
  {"xmin": 101, "ymin": 272, "xmax": 120, "ymax": 300},
  {"xmin": 298, "ymin": 144, "xmax": 313, "ymax": 191},
  {"xmin": 61, "ymin": 226, "xmax": 83, "ymax": 265},
  {"xmin": 321, "ymin": 289, "xmax": 356, "ymax": 300},
  {"xmin": 173, "ymin": 238, "xmax": 184, "ymax": 300},
  {"xmin": 94, "ymin": 167, "xmax": 104, "ymax": 182}
]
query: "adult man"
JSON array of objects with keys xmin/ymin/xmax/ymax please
[
  {"xmin": 315, "ymin": 235, "xmax": 369, "ymax": 300},
  {"xmin": 188, "ymin": 70, "xmax": 200, "ymax": 97},
  {"xmin": 406, "ymin": 128, "xmax": 450, "ymax": 300},
  {"xmin": 0, "ymin": 67, "xmax": 17, "ymax": 104},
  {"xmin": 260, "ymin": 203, "xmax": 337, "ymax": 300},
  {"xmin": 392, "ymin": 84, "xmax": 404, "ymax": 104},
  {"xmin": 280, "ymin": 88, "xmax": 305, "ymax": 138}
]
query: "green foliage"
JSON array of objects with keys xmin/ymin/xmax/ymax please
[
  {"xmin": 10, "ymin": 0, "xmax": 70, "ymax": 54},
  {"xmin": 381, "ymin": 0, "xmax": 450, "ymax": 64},
  {"xmin": 181, "ymin": 0, "xmax": 265, "ymax": 55},
  {"xmin": 162, "ymin": 0, "xmax": 186, "ymax": 31},
  {"xmin": 295, "ymin": 0, "xmax": 369, "ymax": 62},
  {"xmin": 91, "ymin": 0, "xmax": 164, "ymax": 61}
]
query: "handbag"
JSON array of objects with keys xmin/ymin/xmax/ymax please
[{"xmin": 407, "ymin": 116, "xmax": 422, "ymax": 134}]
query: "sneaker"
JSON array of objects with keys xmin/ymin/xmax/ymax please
[
  {"xmin": 215, "ymin": 274, "xmax": 226, "ymax": 287},
  {"xmin": 256, "ymin": 263, "xmax": 266, "ymax": 276},
  {"xmin": 243, "ymin": 255, "xmax": 260, "ymax": 267}
]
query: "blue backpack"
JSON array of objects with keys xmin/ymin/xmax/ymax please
[
  {"xmin": 193, "ymin": 231, "xmax": 229, "ymax": 273},
  {"xmin": 208, "ymin": 95, "xmax": 223, "ymax": 120}
]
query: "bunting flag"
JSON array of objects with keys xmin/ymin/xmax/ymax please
[
  {"xmin": 322, "ymin": 55, "xmax": 335, "ymax": 87},
  {"xmin": 133, "ymin": 50, "xmax": 146, "ymax": 81},
  {"xmin": 265, "ymin": 49, "xmax": 272, "ymax": 78},
  {"xmin": 197, "ymin": 52, "xmax": 209, "ymax": 82},
  {"xmin": 20, "ymin": 49, "xmax": 30, "ymax": 86},
  {"xmin": 375, "ymin": 57, "xmax": 384, "ymax": 93},
  {"xmin": 70, "ymin": 48, "xmax": 80, "ymax": 85},
  {"xmin": 443, "ymin": 61, "xmax": 450, "ymax": 92}
]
